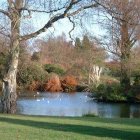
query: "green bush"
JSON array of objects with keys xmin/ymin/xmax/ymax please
[
  {"xmin": 0, "ymin": 52, "xmax": 7, "ymax": 79},
  {"xmin": 17, "ymin": 63, "xmax": 48, "ymax": 88},
  {"xmin": 44, "ymin": 64, "xmax": 65, "ymax": 76},
  {"xmin": 93, "ymin": 83, "xmax": 127, "ymax": 102},
  {"xmin": 83, "ymin": 113, "xmax": 97, "ymax": 117},
  {"xmin": 76, "ymin": 85, "xmax": 88, "ymax": 92},
  {"xmin": 127, "ymin": 85, "xmax": 140, "ymax": 102},
  {"xmin": 93, "ymin": 82, "xmax": 140, "ymax": 102},
  {"xmin": 133, "ymin": 75, "xmax": 140, "ymax": 86}
]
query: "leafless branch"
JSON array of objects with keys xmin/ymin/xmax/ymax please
[
  {"xmin": 0, "ymin": 9, "xmax": 10, "ymax": 19},
  {"xmin": 21, "ymin": 6, "xmax": 66, "ymax": 14},
  {"xmin": 20, "ymin": 0, "xmax": 98, "ymax": 41},
  {"xmin": 68, "ymin": 17, "xmax": 75, "ymax": 41}
]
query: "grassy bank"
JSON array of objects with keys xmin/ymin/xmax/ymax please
[{"xmin": 0, "ymin": 114, "xmax": 140, "ymax": 140}]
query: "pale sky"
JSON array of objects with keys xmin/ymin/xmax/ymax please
[
  {"xmin": 32, "ymin": 14, "xmax": 104, "ymax": 41},
  {"xmin": 0, "ymin": 0, "xmax": 105, "ymax": 41}
]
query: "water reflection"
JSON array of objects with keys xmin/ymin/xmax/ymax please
[
  {"xmin": 16, "ymin": 92, "xmax": 140, "ymax": 118},
  {"xmin": 17, "ymin": 92, "xmax": 97, "ymax": 117}
]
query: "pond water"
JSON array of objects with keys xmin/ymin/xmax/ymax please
[{"xmin": 16, "ymin": 92, "xmax": 140, "ymax": 118}]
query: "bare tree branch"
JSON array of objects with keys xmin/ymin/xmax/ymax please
[
  {"xmin": 20, "ymin": 1, "xmax": 98, "ymax": 41},
  {"xmin": 68, "ymin": 17, "xmax": 75, "ymax": 41},
  {"xmin": 0, "ymin": 9, "xmax": 10, "ymax": 18},
  {"xmin": 20, "ymin": 6, "xmax": 66, "ymax": 14}
]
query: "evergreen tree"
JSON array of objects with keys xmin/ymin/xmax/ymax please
[
  {"xmin": 75, "ymin": 37, "xmax": 82, "ymax": 49},
  {"xmin": 82, "ymin": 35, "xmax": 91, "ymax": 49},
  {"xmin": 31, "ymin": 52, "xmax": 40, "ymax": 61}
]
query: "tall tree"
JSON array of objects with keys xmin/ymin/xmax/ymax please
[
  {"xmin": 75, "ymin": 37, "xmax": 82, "ymax": 49},
  {"xmin": 0, "ymin": 0, "xmax": 99, "ymax": 113},
  {"xmin": 82, "ymin": 35, "xmax": 91, "ymax": 49},
  {"xmin": 98, "ymin": 0, "xmax": 140, "ymax": 90}
]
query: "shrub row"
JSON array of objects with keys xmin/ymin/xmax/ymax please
[{"xmin": 27, "ymin": 75, "xmax": 78, "ymax": 92}]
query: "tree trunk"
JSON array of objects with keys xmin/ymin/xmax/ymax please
[
  {"xmin": 120, "ymin": 53, "xmax": 131, "ymax": 90},
  {"xmin": 120, "ymin": 14, "xmax": 131, "ymax": 90},
  {"xmin": 88, "ymin": 65, "xmax": 102, "ymax": 86},
  {"xmin": 1, "ymin": 7, "xmax": 20, "ymax": 113},
  {"xmin": 1, "ymin": 40, "xmax": 20, "ymax": 114}
]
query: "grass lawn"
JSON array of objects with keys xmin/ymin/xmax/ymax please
[{"xmin": 0, "ymin": 114, "xmax": 140, "ymax": 140}]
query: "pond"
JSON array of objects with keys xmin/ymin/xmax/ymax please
[{"xmin": 16, "ymin": 92, "xmax": 140, "ymax": 118}]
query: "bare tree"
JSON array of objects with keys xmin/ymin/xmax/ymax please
[
  {"xmin": 0, "ymin": 0, "xmax": 99, "ymax": 113},
  {"xmin": 98, "ymin": 0, "xmax": 140, "ymax": 89}
]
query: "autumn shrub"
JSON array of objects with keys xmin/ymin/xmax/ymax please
[
  {"xmin": 43, "ymin": 74, "xmax": 62, "ymax": 92},
  {"xmin": 17, "ymin": 63, "xmax": 48, "ymax": 89},
  {"xmin": 61, "ymin": 76, "xmax": 78, "ymax": 92},
  {"xmin": 44, "ymin": 64, "xmax": 65, "ymax": 76},
  {"xmin": 65, "ymin": 64, "xmax": 87, "ymax": 84}
]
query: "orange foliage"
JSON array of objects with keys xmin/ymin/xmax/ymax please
[
  {"xmin": 61, "ymin": 76, "xmax": 78, "ymax": 92},
  {"xmin": 44, "ymin": 75, "xmax": 62, "ymax": 92},
  {"xmin": 27, "ymin": 75, "xmax": 78, "ymax": 92}
]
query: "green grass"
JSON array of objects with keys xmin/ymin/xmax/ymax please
[{"xmin": 0, "ymin": 114, "xmax": 140, "ymax": 140}]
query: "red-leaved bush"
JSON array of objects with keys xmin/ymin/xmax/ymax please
[
  {"xmin": 61, "ymin": 76, "xmax": 78, "ymax": 92},
  {"xmin": 44, "ymin": 74, "xmax": 62, "ymax": 92}
]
